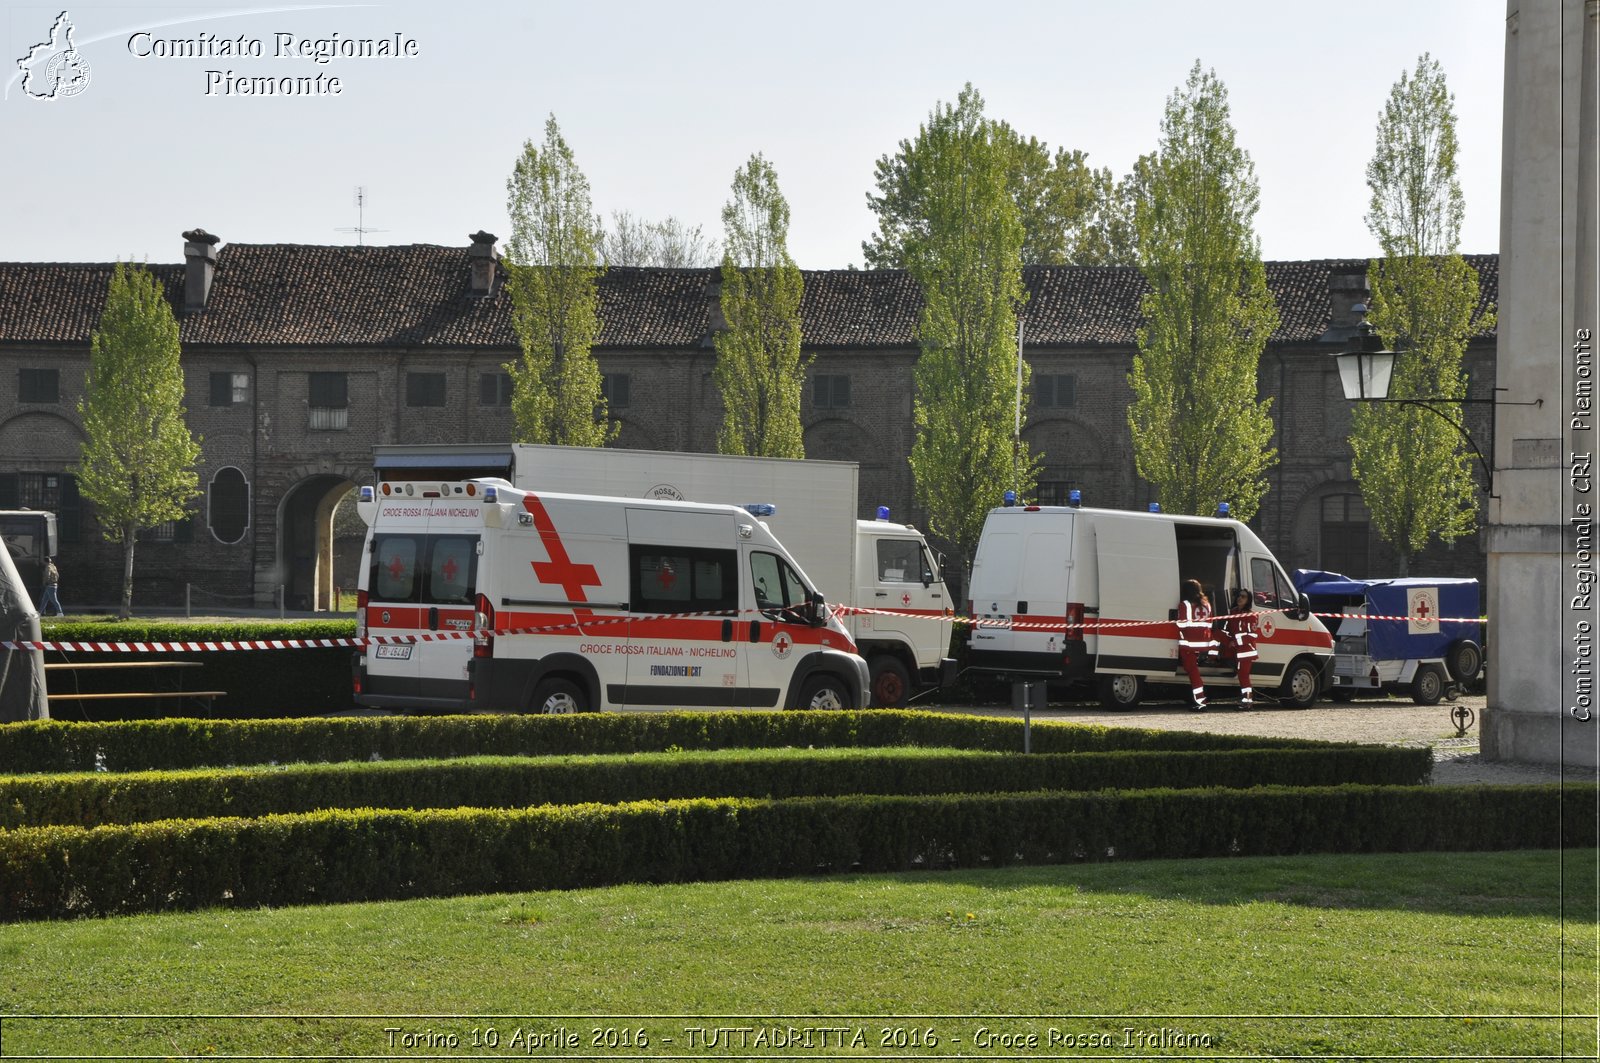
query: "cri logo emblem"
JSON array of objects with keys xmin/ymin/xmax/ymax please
[{"xmin": 771, "ymin": 631, "xmax": 793, "ymax": 659}]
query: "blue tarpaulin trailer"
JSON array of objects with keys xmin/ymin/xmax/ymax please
[{"xmin": 1291, "ymin": 570, "xmax": 1484, "ymax": 705}]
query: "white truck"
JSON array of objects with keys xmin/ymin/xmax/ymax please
[
  {"xmin": 371, "ymin": 444, "xmax": 956, "ymax": 707},
  {"xmin": 966, "ymin": 501, "xmax": 1335, "ymax": 709},
  {"xmin": 353, "ymin": 479, "xmax": 869, "ymax": 713}
]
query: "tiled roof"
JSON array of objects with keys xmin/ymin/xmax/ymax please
[{"xmin": 0, "ymin": 241, "xmax": 1499, "ymax": 351}]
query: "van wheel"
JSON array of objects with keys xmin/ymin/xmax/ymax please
[
  {"xmin": 1445, "ymin": 639, "xmax": 1482, "ymax": 684},
  {"xmin": 798, "ymin": 674, "xmax": 850, "ymax": 711},
  {"xmin": 1278, "ymin": 659, "xmax": 1320, "ymax": 709},
  {"xmin": 530, "ymin": 677, "xmax": 586, "ymax": 715},
  {"xmin": 1097, "ymin": 674, "xmax": 1144, "ymax": 710},
  {"xmin": 1411, "ymin": 664, "xmax": 1445, "ymax": 706},
  {"xmin": 868, "ymin": 657, "xmax": 911, "ymax": 708}
]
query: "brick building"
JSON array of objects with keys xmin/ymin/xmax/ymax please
[{"xmin": 0, "ymin": 230, "xmax": 1498, "ymax": 612}]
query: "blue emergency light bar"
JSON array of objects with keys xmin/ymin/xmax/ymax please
[
  {"xmin": 1003, "ymin": 490, "xmax": 1017, "ymax": 507},
  {"xmin": 877, "ymin": 506, "xmax": 891, "ymax": 521},
  {"xmin": 1068, "ymin": 489, "xmax": 1081, "ymax": 508},
  {"xmin": 1216, "ymin": 501, "xmax": 1230, "ymax": 517},
  {"xmin": 744, "ymin": 503, "xmax": 777, "ymax": 517},
  {"xmin": 359, "ymin": 486, "xmax": 374, "ymax": 503},
  {"xmin": 483, "ymin": 485, "xmax": 499, "ymax": 503},
  {"xmin": 1149, "ymin": 502, "xmax": 1162, "ymax": 513}
]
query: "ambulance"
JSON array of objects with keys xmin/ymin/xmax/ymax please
[
  {"xmin": 352, "ymin": 479, "xmax": 869, "ymax": 713},
  {"xmin": 966, "ymin": 500, "xmax": 1335, "ymax": 709}
]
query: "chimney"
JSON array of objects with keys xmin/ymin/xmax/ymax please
[
  {"xmin": 182, "ymin": 228, "xmax": 220, "ymax": 313},
  {"xmin": 467, "ymin": 230, "xmax": 499, "ymax": 297},
  {"xmin": 1319, "ymin": 266, "xmax": 1371, "ymax": 342}
]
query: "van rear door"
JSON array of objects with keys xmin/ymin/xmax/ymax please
[{"xmin": 1094, "ymin": 515, "xmax": 1179, "ymax": 673}]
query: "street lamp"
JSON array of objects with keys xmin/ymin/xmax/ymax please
[{"xmin": 1331, "ymin": 308, "xmax": 1538, "ymax": 499}]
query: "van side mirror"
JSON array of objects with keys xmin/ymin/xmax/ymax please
[
  {"xmin": 1292, "ymin": 592, "xmax": 1311, "ymax": 622},
  {"xmin": 806, "ymin": 591, "xmax": 829, "ymax": 627}
]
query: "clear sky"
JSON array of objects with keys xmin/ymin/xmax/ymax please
[{"xmin": 3, "ymin": 0, "xmax": 1506, "ymax": 270}]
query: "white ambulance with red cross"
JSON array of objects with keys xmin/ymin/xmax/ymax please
[
  {"xmin": 353, "ymin": 479, "xmax": 869, "ymax": 713},
  {"xmin": 967, "ymin": 501, "xmax": 1335, "ymax": 709}
]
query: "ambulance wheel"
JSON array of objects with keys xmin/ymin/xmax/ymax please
[
  {"xmin": 1411, "ymin": 665, "xmax": 1446, "ymax": 706},
  {"xmin": 1445, "ymin": 639, "xmax": 1482, "ymax": 684},
  {"xmin": 530, "ymin": 677, "xmax": 586, "ymax": 715},
  {"xmin": 799, "ymin": 674, "xmax": 850, "ymax": 711},
  {"xmin": 868, "ymin": 657, "xmax": 911, "ymax": 708},
  {"xmin": 1278, "ymin": 659, "xmax": 1320, "ymax": 709},
  {"xmin": 1096, "ymin": 674, "xmax": 1144, "ymax": 710}
]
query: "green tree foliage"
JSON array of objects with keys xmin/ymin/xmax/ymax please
[
  {"xmin": 503, "ymin": 115, "xmax": 616, "ymax": 447},
  {"xmin": 901, "ymin": 85, "xmax": 1036, "ymax": 569},
  {"xmin": 864, "ymin": 98, "xmax": 1132, "ymax": 269},
  {"xmin": 1127, "ymin": 62, "xmax": 1278, "ymax": 521},
  {"xmin": 1350, "ymin": 55, "xmax": 1490, "ymax": 574},
  {"xmin": 76, "ymin": 263, "xmax": 202, "ymax": 618},
  {"xmin": 713, "ymin": 154, "xmax": 807, "ymax": 458}
]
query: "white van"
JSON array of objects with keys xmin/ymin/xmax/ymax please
[
  {"xmin": 353, "ymin": 479, "xmax": 869, "ymax": 713},
  {"xmin": 967, "ymin": 503, "xmax": 1334, "ymax": 708}
]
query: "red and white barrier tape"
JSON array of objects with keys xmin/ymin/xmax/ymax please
[{"xmin": 2, "ymin": 605, "xmax": 1485, "ymax": 654}]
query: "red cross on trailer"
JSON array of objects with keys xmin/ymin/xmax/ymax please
[
  {"xmin": 522, "ymin": 493, "xmax": 602, "ymax": 603},
  {"xmin": 1415, "ymin": 599, "xmax": 1432, "ymax": 620}
]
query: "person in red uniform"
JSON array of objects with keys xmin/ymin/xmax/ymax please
[
  {"xmin": 1217, "ymin": 587, "xmax": 1261, "ymax": 708},
  {"xmin": 1176, "ymin": 579, "xmax": 1214, "ymax": 711}
]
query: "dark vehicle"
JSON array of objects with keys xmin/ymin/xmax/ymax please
[{"xmin": 0, "ymin": 510, "xmax": 57, "ymax": 607}]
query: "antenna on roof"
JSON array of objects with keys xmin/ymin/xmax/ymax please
[{"xmin": 335, "ymin": 186, "xmax": 389, "ymax": 246}]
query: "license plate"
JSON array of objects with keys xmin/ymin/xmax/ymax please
[{"xmin": 375, "ymin": 645, "xmax": 413, "ymax": 660}]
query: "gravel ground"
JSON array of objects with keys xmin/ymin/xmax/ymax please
[{"xmin": 940, "ymin": 691, "xmax": 1591, "ymax": 786}]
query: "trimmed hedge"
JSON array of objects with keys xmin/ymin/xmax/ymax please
[
  {"xmin": 39, "ymin": 619, "xmax": 355, "ymax": 719},
  {"xmin": 0, "ymin": 710, "xmax": 1331, "ymax": 774},
  {"xmin": 1, "ymin": 785, "xmax": 1587, "ymax": 921},
  {"xmin": 0, "ymin": 745, "xmax": 1435, "ymax": 828}
]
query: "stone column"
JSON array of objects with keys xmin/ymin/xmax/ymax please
[{"xmin": 1484, "ymin": 0, "xmax": 1600, "ymax": 767}]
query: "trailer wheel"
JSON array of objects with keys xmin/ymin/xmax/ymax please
[
  {"xmin": 1278, "ymin": 659, "xmax": 1321, "ymax": 709},
  {"xmin": 1097, "ymin": 674, "xmax": 1144, "ymax": 710},
  {"xmin": 868, "ymin": 656, "xmax": 911, "ymax": 708},
  {"xmin": 1411, "ymin": 664, "xmax": 1446, "ymax": 706},
  {"xmin": 530, "ymin": 677, "xmax": 586, "ymax": 715},
  {"xmin": 798, "ymin": 674, "xmax": 850, "ymax": 711},
  {"xmin": 1445, "ymin": 639, "xmax": 1482, "ymax": 684}
]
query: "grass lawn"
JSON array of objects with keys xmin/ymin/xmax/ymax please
[{"xmin": 1, "ymin": 849, "xmax": 1593, "ymax": 1059}]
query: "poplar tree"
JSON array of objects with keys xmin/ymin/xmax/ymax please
[
  {"xmin": 714, "ymin": 154, "xmax": 807, "ymax": 458},
  {"xmin": 903, "ymin": 85, "xmax": 1035, "ymax": 570},
  {"xmin": 504, "ymin": 115, "xmax": 616, "ymax": 447},
  {"xmin": 1350, "ymin": 54, "xmax": 1489, "ymax": 574},
  {"xmin": 77, "ymin": 263, "xmax": 202, "ymax": 619},
  {"xmin": 1127, "ymin": 62, "xmax": 1278, "ymax": 520}
]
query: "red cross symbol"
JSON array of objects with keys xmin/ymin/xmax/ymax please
[
  {"xmin": 1415, "ymin": 599, "xmax": 1432, "ymax": 620},
  {"xmin": 387, "ymin": 555, "xmax": 407, "ymax": 581},
  {"xmin": 441, "ymin": 556, "xmax": 459, "ymax": 583},
  {"xmin": 523, "ymin": 494, "xmax": 602, "ymax": 603},
  {"xmin": 658, "ymin": 563, "xmax": 677, "ymax": 591},
  {"xmin": 901, "ymin": 592, "xmax": 912, "ymax": 606}
]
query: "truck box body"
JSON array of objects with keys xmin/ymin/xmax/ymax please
[
  {"xmin": 354, "ymin": 480, "xmax": 867, "ymax": 713},
  {"xmin": 967, "ymin": 504, "xmax": 1335, "ymax": 708},
  {"xmin": 372, "ymin": 444, "xmax": 955, "ymax": 706}
]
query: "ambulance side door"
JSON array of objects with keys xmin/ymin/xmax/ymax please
[{"xmin": 365, "ymin": 529, "xmax": 424, "ymax": 689}]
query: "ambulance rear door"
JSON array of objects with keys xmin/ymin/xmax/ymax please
[
  {"xmin": 363, "ymin": 497, "xmax": 480, "ymax": 707},
  {"xmin": 1093, "ymin": 514, "xmax": 1179, "ymax": 675}
]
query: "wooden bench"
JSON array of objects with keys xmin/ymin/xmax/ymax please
[{"xmin": 44, "ymin": 661, "xmax": 226, "ymax": 714}]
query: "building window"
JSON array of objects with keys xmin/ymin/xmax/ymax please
[
  {"xmin": 0, "ymin": 472, "xmax": 81, "ymax": 542},
  {"xmin": 813, "ymin": 374, "xmax": 851, "ymax": 409},
  {"xmin": 19, "ymin": 368, "xmax": 58, "ymax": 404},
  {"xmin": 602, "ymin": 373, "xmax": 631, "ymax": 409},
  {"xmin": 208, "ymin": 467, "xmax": 250, "ymax": 544},
  {"xmin": 1034, "ymin": 374, "xmax": 1076, "ymax": 408},
  {"xmin": 308, "ymin": 371, "xmax": 348, "ymax": 430},
  {"xmin": 1035, "ymin": 480, "xmax": 1079, "ymax": 506},
  {"xmin": 1320, "ymin": 493, "xmax": 1371, "ymax": 577},
  {"xmin": 479, "ymin": 371, "xmax": 513, "ymax": 407},
  {"xmin": 406, "ymin": 372, "xmax": 447, "ymax": 408},
  {"xmin": 209, "ymin": 371, "xmax": 249, "ymax": 407}
]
